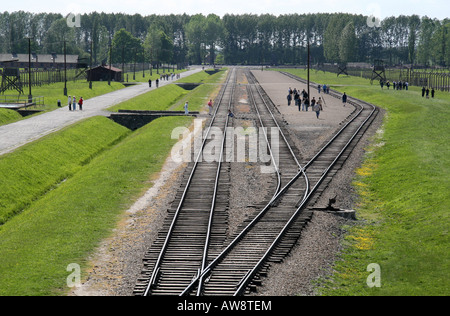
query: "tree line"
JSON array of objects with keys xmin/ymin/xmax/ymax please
[{"xmin": 0, "ymin": 11, "xmax": 448, "ymax": 67}]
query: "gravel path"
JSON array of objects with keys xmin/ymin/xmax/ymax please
[{"xmin": 70, "ymin": 68, "xmax": 384, "ymax": 296}]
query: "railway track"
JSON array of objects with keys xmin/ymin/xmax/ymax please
[
  {"xmin": 134, "ymin": 68, "xmax": 379, "ymax": 296},
  {"xmin": 280, "ymin": 70, "xmax": 379, "ymax": 206},
  {"xmin": 179, "ymin": 70, "xmax": 378, "ymax": 296},
  {"xmin": 178, "ymin": 72, "xmax": 309, "ymax": 295},
  {"xmin": 133, "ymin": 68, "xmax": 238, "ymax": 296}
]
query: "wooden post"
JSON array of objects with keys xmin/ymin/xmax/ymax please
[
  {"xmin": 28, "ymin": 38, "xmax": 32, "ymax": 103},
  {"xmin": 307, "ymin": 40, "xmax": 310, "ymax": 101}
]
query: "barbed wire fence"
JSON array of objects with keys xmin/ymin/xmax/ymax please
[{"xmin": 312, "ymin": 64, "xmax": 450, "ymax": 92}]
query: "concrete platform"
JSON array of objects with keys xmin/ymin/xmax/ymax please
[
  {"xmin": 110, "ymin": 110, "xmax": 200, "ymax": 130},
  {"xmin": 0, "ymin": 103, "xmax": 28, "ymax": 109},
  {"xmin": 251, "ymin": 69, "xmax": 353, "ymax": 128},
  {"xmin": 0, "ymin": 95, "xmax": 45, "ymax": 109},
  {"xmin": 250, "ymin": 70, "xmax": 355, "ymax": 157}
]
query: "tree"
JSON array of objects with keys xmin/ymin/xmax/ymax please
[
  {"xmin": 417, "ymin": 17, "xmax": 439, "ymax": 65},
  {"xmin": 431, "ymin": 21, "xmax": 450, "ymax": 66},
  {"xmin": 159, "ymin": 30, "xmax": 174, "ymax": 64},
  {"xmin": 0, "ymin": 11, "xmax": 447, "ymax": 68},
  {"xmin": 408, "ymin": 15, "xmax": 421, "ymax": 64},
  {"xmin": 339, "ymin": 22, "xmax": 357, "ymax": 63},
  {"xmin": 111, "ymin": 29, "xmax": 142, "ymax": 64},
  {"xmin": 185, "ymin": 14, "xmax": 207, "ymax": 64},
  {"xmin": 144, "ymin": 24, "xmax": 173, "ymax": 68},
  {"xmin": 381, "ymin": 16, "xmax": 400, "ymax": 64},
  {"xmin": 324, "ymin": 14, "xmax": 351, "ymax": 62},
  {"xmin": 222, "ymin": 14, "xmax": 240, "ymax": 64},
  {"xmin": 44, "ymin": 18, "xmax": 78, "ymax": 55},
  {"xmin": 204, "ymin": 14, "xmax": 224, "ymax": 64},
  {"xmin": 258, "ymin": 14, "xmax": 276, "ymax": 64},
  {"xmin": 167, "ymin": 14, "xmax": 189, "ymax": 68}
]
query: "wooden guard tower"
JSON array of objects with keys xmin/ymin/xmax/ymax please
[
  {"xmin": 0, "ymin": 60, "xmax": 23, "ymax": 94},
  {"xmin": 371, "ymin": 59, "xmax": 386, "ymax": 84},
  {"xmin": 337, "ymin": 62, "xmax": 348, "ymax": 77}
]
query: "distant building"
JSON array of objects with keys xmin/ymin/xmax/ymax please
[
  {"xmin": 86, "ymin": 65, "xmax": 122, "ymax": 82},
  {"xmin": 0, "ymin": 53, "xmax": 80, "ymax": 70}
]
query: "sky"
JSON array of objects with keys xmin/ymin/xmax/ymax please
[{"xmin": 3, "ymin": 0, "xmax": 449, "ymax": 20}]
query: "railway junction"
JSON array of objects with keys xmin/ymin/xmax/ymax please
[{"xmin": 71, "ymin": 67, "xmax": 384, "ymax": 296}]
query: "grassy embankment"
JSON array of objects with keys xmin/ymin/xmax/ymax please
[
  {"xmin": 171, "ymin": 69, "xmax": 228, "ymax": 112},
  {"xmin": 109, "ymin": 68, "xmax": 227, "ymax": 113},
  {"xmin": 0, "ymin": 117, "xmax": 130, "ymax": 226},
  {"xmin": 0, "ymin": 109, "xmax": 23, "ymax": 125},
  {"xmin": 279, "ymin": 69, "xmax": 449, "ymax": 296},
  {"xmin": 108, "ymin": 83, "xmax": 188, "ymax": 112},
  {"xmin": 0, "ymin": 68, "xmax": 226, "ymax": 295}
]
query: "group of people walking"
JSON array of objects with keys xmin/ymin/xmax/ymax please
[
  {"xmin": 422, "ymin": 86, "xmax": 436, "ymax": 98},
  {"xmin": 67, "ymin": 95, "xmax": 83, "ymax": 111},
  {"xmin": 380, "ymin": 80, "xmax": 409, "ymax": 90},
  {"xmin": 317, "ymin": 84, "xmax": 330, "ymax": 94},
  {"xmin": 148, "ymin": 73, "xmax": 180, "ymax": 88},
  {"xmin": 287, "ymin": 87, "xmax": 324, "ymax": 119},
  {"xmin": 380, "ymin": 79, "xmax": 437, "ymax": 99}
]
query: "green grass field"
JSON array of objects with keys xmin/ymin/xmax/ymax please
[
  {"xmin": 0, "ymin": 109, "xmax": 23, "ymax": 125},
  {"xmin": 0, "ymin": 116, "xmax": 192, "ymax": 295},
  {"xmin": 0, "ymin": 68, "xmax": 223, "ymax": 126},
  {"xmin": 122, "ymin": 68, "xmax": 185, "ymax": 83},
  {"xmin": 0, "ymin": 116, "xmax": 130, "ymax": 226},
  {"xmin": 108, "ymin": 68, "xmax": 227, "ymax": 113},
  {"xmin": 33, "ymin": 81, "xmax": 125, "ymax": 110},
  {"xmin": 176, "ymin": 69, "xmax": 220, "ymax": 84},
  {"xmin": 108, "ymin": 84, "xmax": 188, "ymax": 112},
  {"xmin": 0, "ymin": 67, "xmax": 228, "ymax": 295},
  {"xmin": 0, "ymin": 81, "xmax": 125, "ymax": 126},
  {"xmin": 279, "ymin": 69, "xmax": 449, "ymax": 296},
  {"xmin": 172, "ymin": 68, "xmax": 227, "ymax": 112}
]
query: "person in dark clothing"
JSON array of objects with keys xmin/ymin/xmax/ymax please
[
  {"xmin": 294, "ymin": 91, "xmax": 300, "ymax": 107},
  {"xmin": 342, "ymin": 93, "xmax": 347, "ymax": 106},
  {"xmin": 304, "ymin": 97, "xmax": 310, "ymax": 111},
  {"xmin": 431, "ymin": 88, "xmax": 435, "ymax": 98},
  {"xmin": 287, "ymin": 93, "xmax": 292, "ymax": 106},
  {"xmin": 301, "ymin": 89, "xmax": 307, "ymax": 99},
  {"xmin": 422, "ymin": 87, "xmax": 426, "ymax": 97},
  {"xmin": 310, "ymin": 97, "xmax": 316, "ymax": 110}
]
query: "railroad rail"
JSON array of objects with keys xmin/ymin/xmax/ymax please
[
  {"xmin": 193, "ymin": 69, "xmax": 308, "ymax": 296},
  {"xmin": 133, "ymin": 68, "xmax": 237, "ymax": 296},
  {"xmin": 134, "ymin": 68, "xmax": 379, "ymax": 296},
  {"xmin": 179, "ymin": 70, "xmax": 378, "ymax": 296}
]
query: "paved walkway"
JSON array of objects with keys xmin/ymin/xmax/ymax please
[{"xmin": 0, "ymin": 67, "xmax": 203, "ymax": 156}]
